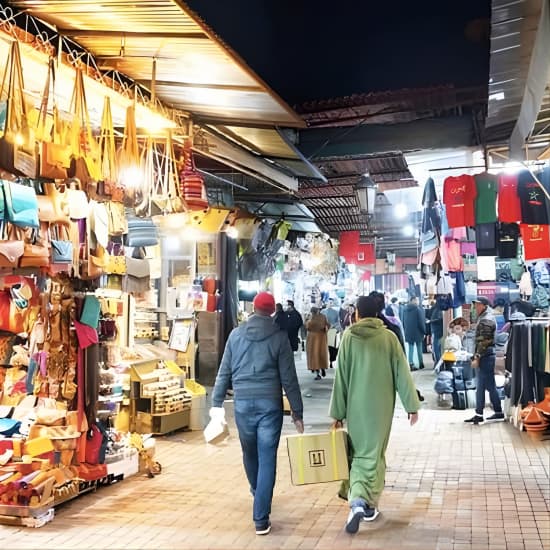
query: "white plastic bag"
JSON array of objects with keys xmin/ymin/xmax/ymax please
[{"xmin": 204, "ymin": 407, "xmax": 229, "ymax": 444}]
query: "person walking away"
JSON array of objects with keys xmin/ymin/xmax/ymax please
[
  {"xmin": 273, "ymin": 303, "xmax": 287, "ymax": 331},
  {"xmin": 329, "ymin": 295, "xmax": 420, "ymax": 534},
  {"xmin": 429, "ymin": 300, "xmax": 444, "ymax": 364},
  {"xmin": 322, "ymin": 298, "xmax": 342, "ymax": 367},
  {"xmin": 211, "ymin": 292, "xmax": 304, "ymax": 535},
  {"xmin": 306, "ymin": 307, "xmax": 330, "ymax": 380},
  {"xmin": 285, "ymin": 300, "xmax": 303, "ymax": 352},
  {"xmin": 341, "ymin": 304, "xmax": 356, "ymax": 329},
  {"xmin": 402, "ymin": 296, "xmax": 426, "ymax": 370},
  {"xmin": 389, "ymin": 297, "xmax": 400, "ymax": 319},
  {"xmin": 464, "ymin": 297, "xmax": 504, "ymax": 424}
]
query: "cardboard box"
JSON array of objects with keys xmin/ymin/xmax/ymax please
[{"xmin": 286, "ymin": 430, "xmax": 349, "ymax": 486}]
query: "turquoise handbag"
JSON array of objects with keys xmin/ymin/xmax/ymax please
[
  {"xmin": 80, "ymin": 295, "xmax": 101, "ymax": 328},
  {"xmin": 3, "ymin": 180, "xmax": 39, "ymax": 228},
  {"xmin": 50, "ymin": 224, "xmax": 73, "ymax": 264}
]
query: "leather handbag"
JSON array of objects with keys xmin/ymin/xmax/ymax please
[
  {"xmin": 66, "ymin": 179, "xmax": 89, "ymax": 220},
  {"xmin": 98, "ymin": 96, "xmax": 117, "ymax": 187},
  {"xmin": 50, "ymin": 224, "xmax": 73, "ymax": 264},
  {"xmin": 19, "ymin": 223, "xmax": 50, "ymax": 268},
  {"xmin": 79, "ymin": 244, "xmax": 105, "ymax": 280},
  {"xmin": 89, "ymin": 200, "xmax": 109, "ymax": 248},
  {"xmin": 0, "ymin": 222, "xmax": 24, "ymax": 268},
  {"xmin": 3, "ymin": 180, "xmax": 39, "ymax": 229},
  {"xmin": 37, "ymin": 182, "xmax": 69, "ymax": 225},
  {"xmin": 0, "ymin": 42, "xmax": 38, "ymax": 178},
  {"xmin": 117, "ymin": 105, "xmax": 141, "ymax": 208},
  {"xmin": 80, "ymin": 294, "xmax": 101, "ymax": 328},
  {"xmin": 106, "ymin": 201, "xmax": 127, "ymax": 236},
  {"xmin": 67, "ymin": 67, "xmax": 101, "ymax": 185},
  {"xmin": 179, "ymin": 138, "xmax": 208, "ymax": 210},
  {"xmin": 105, "ymin": 241, "xmax": 126, "ymax": 275},
  {"xmin": 125, "ymin": 212, "xmax": 158, "ymax": 247},
  {"xmin": 37, "ymin": 58, "xmax": 71, "ymax": 180},
  {"xmin": 123, "ymin": 256, "xmax": 150, "ymax": 294}
]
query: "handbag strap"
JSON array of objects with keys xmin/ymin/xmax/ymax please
[
  {"xmin": 69, "ymin": 66, "xmax": 95, "ymax": 158},
  {"xmin": 1, "ymin": 41, "xmax": 28, "ymax": 136},
  {"xmin": 98, "ymin": 96, "xmax": 117, "ymax": 181},
  {"xmin": 36, "ymin": 57, "xmax": 54, "ymax": 139},
  {"xmin": 121, "ymin": 104, "xmax": 140, "ymax": 164}
]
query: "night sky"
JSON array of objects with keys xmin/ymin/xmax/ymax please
[{"xmin": 185, "ymin": 0, "xmax": 491, "ymax": 107}]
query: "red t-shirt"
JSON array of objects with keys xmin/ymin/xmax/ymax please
[
  {"xmin": 443, "ymin": 175, "xmax": 477, "ymax": 228},
  {"xmin": 497, "ymin": 174, "xmax": 522, "ymax": 222},
  {"xmin": 520, "ymin": 224, "xmax": 550, "ymax": 261}
]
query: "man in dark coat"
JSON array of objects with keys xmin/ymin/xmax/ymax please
[
  {"xmin": 401, "ymin": 296, "xmax": 426, "ymax": 370},
  {"xmin": 285, "ymin": 300, "xmax": 303, "ymax": 352}
]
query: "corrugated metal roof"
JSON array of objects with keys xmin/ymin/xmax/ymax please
[{"xmin": 10, "ymin": 0, "xmax": 304, "ymax": 127}]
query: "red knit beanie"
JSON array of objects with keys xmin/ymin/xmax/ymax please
[{"xmin": 253, "ymin": 292, "xmax": 276, "ymax": 315}]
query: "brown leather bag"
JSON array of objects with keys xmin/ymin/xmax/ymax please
[
  {"xmin": 19, "ymin": 223, "xmax": 50, "ymax": 268},
  {"xmin": 0, "ymin": 222, "xmax": 24, "ymax": 268}
]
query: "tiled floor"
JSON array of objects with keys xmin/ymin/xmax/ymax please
[{"xmin": 2, "ymin": 354, "xmax": 549, "ymax": 550}]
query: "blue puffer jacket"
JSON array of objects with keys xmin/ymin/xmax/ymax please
[{"xmin": 211, "ymin": 314, "xmax": 304, "ymax": 420}]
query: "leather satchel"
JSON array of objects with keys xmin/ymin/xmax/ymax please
[
  {"xmin": 0, "ymin": 42, "xmax": 38, "ymax": 178},
  {"xmin": 106, "ymin": 201, "xmax": 128, "ymax": 236},
  {"xmin": 3, "ymin": 180, "xmax": 39, "ymax": 229},
  {"xmin": 37, "ymin": 182, "xmax": 69, "ymax": 225},
  {"xmin": 105, "ymin": 241, "xmax": 126, "ymax": 275},
  {"xmin": 19, "ymin": 224, "xmax": 50, "ymax": 268},
  {"xmin": 66, "ymin": 179, "xmax": 89, "ymax": 220},
  {"xmin": 0, "ymin": 222, "xmax": 24, "ymax": 267},
  {"xmin": 50, "ymin": 224, "xmax": 73, "ymax": 264},
  {"xmin": 125, "ymin": 212, "xmax": 158, "ymax": 247},
  {"xmin": 123, "ymin": 256, "xmax": 150, "ymax": 294}
]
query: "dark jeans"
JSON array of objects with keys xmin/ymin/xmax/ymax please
[
  {"xmin": 431, "ymin": 328, "xmax": 443, "ymax": 364},
  {"xmin": 234, "ymin": 398, "xmax": 283, "ymax": 527},
  {"xmin": 475, "ymin": 354, "xmax": 502, "ymax": 416}
]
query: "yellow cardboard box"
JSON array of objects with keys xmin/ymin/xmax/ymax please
[{"xmin": 286, "ymin": 430, "xmax": 349, "ymax": 486}]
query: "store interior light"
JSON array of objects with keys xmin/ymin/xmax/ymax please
[
  {"xmin": 354, "ymin": 174, "xmax": 377, "ymax": 214},
  {"xmin": 403, "ymin": 224, "xmax": 415, "ymax": 237},
  {"xmin": 394, "ymin": 202, "xmax": 408, "ymax": 219}
]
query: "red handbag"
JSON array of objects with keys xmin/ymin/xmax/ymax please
[
  {"xmin": 85, "ymin": 424, "xmax": 103, "ymax": 465},
  {"xmin": 179, "ymin": 140, "xmax": 208, "ymax": 210}
]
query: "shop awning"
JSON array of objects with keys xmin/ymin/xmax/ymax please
[
  {"xmin": 486, "ymin": 0, "xmax": 550, "ymax": 158},
  {"xmin": 10, "ymin": 0, "xmax": 304, "ymax": 128}
]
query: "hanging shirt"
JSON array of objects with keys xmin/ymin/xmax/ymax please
[
  {"xmin": 443, "ymin": 238, "xmax": 463, "ymax": 271},
  {"xmin": 517, "ymin": 170, "xmax": 550, "ymax": 224},
  {"xmin": 497, "ymin": 173, "xmax": 522, "ymax": 223},
  {"xmin": 443, "ymin": 175, "xmax": 477, "ymax": 228},
  {"xmin": 475, "ymin": 173, "xmax": 498, "ymax": 224},
  {"xmin": 475, "ymin": 223, "xmax": 498, "ymax": 256},
  {"xmin": 497, "ymin": 223, "xmax": 520, "ymax": 259},
  {"xmin": 520, "ymin": 224, "xmax": 550, "ymax": 261}
]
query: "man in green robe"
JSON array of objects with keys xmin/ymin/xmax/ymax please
[{"xmin": 329, "ymin": 295, "xmax": 420, "ymax": 534}]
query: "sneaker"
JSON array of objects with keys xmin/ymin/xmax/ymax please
[
  {"xmin": 363, "ymin": 505, "xmax": 380, "ymax": 522},
  {"xmin": 464, "ymin": 415, "xmax": 484, "ymax": 424},
  {"xmin": 345, "ymin": 506, "xmax": 365, "ymax": 534},
  {"xmin": 255, "ymin": 521, "xmax": 271, "ymax": 535},
  {"xmin": 486, "ymin": 412, "xmax": 505, "ymax": 421}
]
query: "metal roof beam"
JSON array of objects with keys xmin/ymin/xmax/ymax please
[{"xmin": 58, "ymin": 29, "xmax": 208, "ymax": 39}]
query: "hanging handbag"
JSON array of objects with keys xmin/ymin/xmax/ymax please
[
  {"xmin": 123, "ymin": 256, "xmax": 150, "ymax": 294},
  {"xmin": 151, "ymin": 132, "xmax": 184, "ymax": 215},
  {"xmin": 0, "ymin": 41, "xmax": 38, "ymax": 178},
  {"xmin": 50, "ymin": 224, "xmax": 73, "ymax": 264},
  {"xmin": 0, "ymin": 222, "xmax": 24, "ymax": 268},
  {"xmin": 117, "ymin": 105, "xmax": 140, "ymax": 208},
  {"xmin": 3, "ymin": 180, "xmax": 39, "ymax": 229},
  {"xmin": 179, "ymin": 138, "xmax": 208, "ymax": 210},
  {"xmin": 67, "ymin": 67, "xmax": 101, "ymax": 185},
  {"xmin": 66, "ymin": 179, "xmax": 89, "ymax": 220},
  {"xmin": 37, "ymin": 182, "xmax": 69, "ymax": 225},
  {"xmin": 37, "ymin": 57, "xmax": 71, "ymax": 180},
  {"xmin": 89, "ymin": 200, "xmax": 109, "ymax": 248},
  {"xmin": 125, "ymin": 211, "xmax": 158, "ymax": 247},
  {"xmin": 19, "ymin": 223, "xmax": 50, "ymax": 268},
  {"xmin": 105, "ymin": 201, "xmax": 128, "ymax": 236},
  {"xmin": 80, "ymin": 294, "xmax": 101, "ymax": 328},
  {"xmin": 97, "ymin": 96, "xmax": 117, "ymax": 189},
  {"xmin": 105, "ymin": 241, "xmax": 126, "ymax": 275}
]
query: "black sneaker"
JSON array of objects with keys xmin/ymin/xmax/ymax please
[
  {"xmin": 486, "ymin": 412, "xmax": 505, "ymax": 421},
  {"xmin": 464, "ymin": 415, "xmax": 484, "ymax": 424},
  {"xmin": 363, "ymin": 504, "xmax": 380, "ymax": 522},
  {"xmin": 314, "ymin": 374, "xmax": 322, "ymax": 381},
  {"xmin": 255, "ymin": 521, "xmax": 271, "ymax": 535},
  {"xmin": 345, "ymin": 506, "xmax": 365, "ymax": 534},
  {"xmin": 321, "ymin": 369, "xmax": 326, "ymax": 377}
]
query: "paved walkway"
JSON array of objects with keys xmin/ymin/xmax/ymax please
[{"xmin": 2, "ymin": 353, "xmax": 549, "ymax": 550}]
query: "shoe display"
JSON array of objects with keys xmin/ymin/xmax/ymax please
[
  {"xmin": 345, "ymin": 506, "xmax": 365, "ymax": 534},
  {"xmin": 255, "ymin": 521, "xmax": 271, "ymax": 535},
  {"xmin": 486, "ymin": 412, "xmax": 505, "ymax": 421},
  {"xmin": 464, "ymin": 414, "xmax": 484, "ymax": 424},
  {"xmin": 363, "ymin": 505, "xmax": 380, "ymax": 522}
]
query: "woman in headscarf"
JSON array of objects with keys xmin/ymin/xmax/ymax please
[{"xmin": 306, "ymin": 307, "xmax": 330, "ymax": 380}]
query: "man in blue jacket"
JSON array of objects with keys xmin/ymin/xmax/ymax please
[{"xmin": 211, "ymin": 291, "xmax": 304, "ymax": 536}]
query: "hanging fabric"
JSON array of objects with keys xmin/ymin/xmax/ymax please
[{"xmin": 179, "ymin": 138, "xmax": 208, "ymax": 210}]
